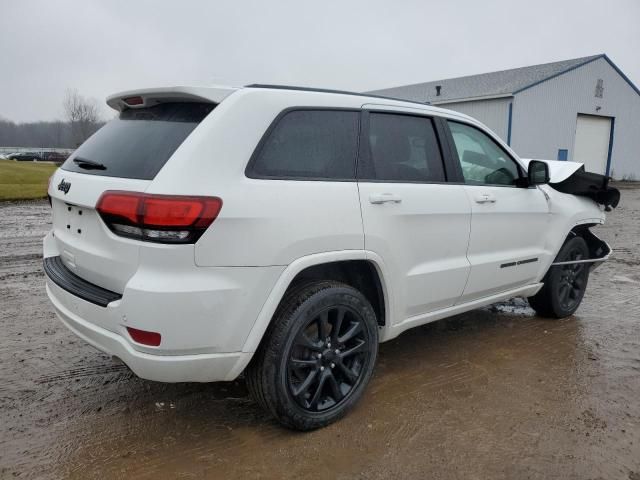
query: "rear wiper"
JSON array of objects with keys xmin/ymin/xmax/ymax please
[{"xmin": 73, "ymin": 157, "xmax": 106, "ymax": 170}]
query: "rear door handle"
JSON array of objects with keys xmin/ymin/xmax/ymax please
[
  {"xmin": 369, "ymin": 193, "xmax": 402, "ymax": 204},
  {"xmin": 474, "ymin": 192, "xmax": 496, "ymax": 204}
]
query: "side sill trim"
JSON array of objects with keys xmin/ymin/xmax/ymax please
[{"xmin": 380, "ymin": 283, "xmax": 544, "ymax": 343}]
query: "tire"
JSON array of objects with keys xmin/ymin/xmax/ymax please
[
  {"xmin": 245, "ymin": 281, "xmax": 379, "ymax": 431},
  {"xmin": 528, "ymin": 236, "xmax": 590, "ymax": 318}
]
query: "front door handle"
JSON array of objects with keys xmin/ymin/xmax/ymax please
[
  {"xmin": 369, "ymin": 193, "xmax": 402, "ymax": 204},
  {"xmin": 474, "ymin": 192, "xmax": 496, "ymax": 204}
]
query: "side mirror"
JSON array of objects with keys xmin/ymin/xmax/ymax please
[{"xmin": 528, "ymin": 160, "xmax": 549, "ymax": 185}]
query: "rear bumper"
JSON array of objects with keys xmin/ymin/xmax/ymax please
[
  {"xmin": 46, "ymin": 282, "xmax": 251, "ymax": 382},
  {"xmin": 43, "ymin": 231, "xmax": 284, "ymax": 382},
  {"xmin": 44, "ymin": 256, "xmax": 122, "ymax": 307}
]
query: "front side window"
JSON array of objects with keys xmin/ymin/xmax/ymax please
[
  {"xmin": 360, "ymin": 113, "xmax": 445, "ymax": 182},
  {"xmin": 448, "ymin": 121, "xmax": 521, "ymax": 186},
  {"xmin": 250, "ymin": 110, "xmax": 359, "ymax": 179}
]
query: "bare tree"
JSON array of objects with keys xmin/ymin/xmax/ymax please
[{"xmin": 63, "ymin": 89, "xmax": 100, "ymax": 146}]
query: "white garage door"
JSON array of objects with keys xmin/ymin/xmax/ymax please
[{"xmin": 573, "ymin": 114, "xmax": 612, "ymax": 174}]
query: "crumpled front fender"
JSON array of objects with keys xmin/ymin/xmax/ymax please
[
  {"xmin": 522, "ymin": 158, "xmax": 620, "ymax": 210},
  {"xmin": 550, "ymin": 228, "xmax": 611, "ymax": 272}
]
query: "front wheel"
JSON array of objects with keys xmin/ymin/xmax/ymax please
[
  {"xmin": 528, "ymin": 236, "xmax": 590, "ymax": 318},
  {"xmin": 245, "ymin": 281, "xmax": 379, "ymax": 430}
]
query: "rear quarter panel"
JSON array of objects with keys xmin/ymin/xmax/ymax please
[{"xmin": 148, "ymin": 89, "xmax": 364, "ymax": 267}]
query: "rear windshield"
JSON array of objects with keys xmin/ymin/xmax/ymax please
[{"xmin": 61, "ymin": 102, "xmax": 215, "ymax": 180}]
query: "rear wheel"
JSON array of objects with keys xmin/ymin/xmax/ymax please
[
  {"xmin": 528, "ymin": 236, "xmax": 590, "ymax": 318},
  {"xmin": 245, "ymin": 281, "xmax": 378, "ymax": 430}
]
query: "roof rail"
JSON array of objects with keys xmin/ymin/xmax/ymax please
[{"xmin": 244, "ymin": 83, "xmax": 431, "ymax": 107}]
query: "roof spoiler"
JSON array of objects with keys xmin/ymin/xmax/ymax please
[{"xmin": 106, "ymin": 86, "xmax": 237, "ymax": 112}]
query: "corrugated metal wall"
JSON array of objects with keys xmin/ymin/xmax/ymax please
[
  {"xmin": 435, "ymin": 97, "xmax": 511, "ymax": 141},
  {"xmin": 511, "ymin": 57, "xmax": 640, "ymax": 179},
  {"xmin": 367, "ymin": 57, "xmax": 639, "ymax": 179},
  {"xmin": 369, "ymin": 83, "xmax": 428, "ymax": 103}
]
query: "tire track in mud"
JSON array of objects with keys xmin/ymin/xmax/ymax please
[
  {"xmin": 50, "ymin": 384, "xmax": 287, "ymax": 480},
  {"xmin": 0, "ymin": 252, "xmax": 42, "ymax": 263},
  {"xmin": 0, "ymin": 257, "xmax": 44, "ymax": 281},
  {"xmin": 33, "ymin": 363, "xmax": 132, "ymax": 384},
  {"xmin": 0, "ymin": 360, "xmax": 134, "ymax": 410}
]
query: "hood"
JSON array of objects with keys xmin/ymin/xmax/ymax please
[{"xmin": 520, "ymin": 158, "xmax": 584, "ymax": 183}]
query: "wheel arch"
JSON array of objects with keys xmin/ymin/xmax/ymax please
[
  {"xmin": 239, "ymin": 251, "xmax": 392, "ymax": 357},
  {"xmin": 566, "ymin": 224, "xmax": 610, "ymax": 265},
  {"xmin": 537, "ymin": 220, "xmax": 607, "ymax": 284}
]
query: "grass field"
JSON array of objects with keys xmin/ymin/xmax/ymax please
[{"xmin": 0, "ymin": 160, "xmax": 58, "ymax": 201}]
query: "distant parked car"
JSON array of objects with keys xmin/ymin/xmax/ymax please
[
  {"xmin": 9, "ymin": 152, "xmax": 42, "ymax": 161},
  {"xmin": 41, "ymin": 152, "xmax": 68, "ymax": 163}
]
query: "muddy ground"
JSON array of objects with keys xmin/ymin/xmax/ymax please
[{"xmin": 1, "ymin": 186, "xmax": 639, "ymax": 480}]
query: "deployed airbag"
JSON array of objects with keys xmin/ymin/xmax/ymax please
[{"xmin": 549, "ymin": 165, "xmax": 620, "ymax": 210}]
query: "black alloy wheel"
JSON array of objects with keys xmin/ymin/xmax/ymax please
[
  {"xmin": 556, "ymin": 248, "xmax": 588, "ymax": 312},
  {"xmin": 245, "ymin": 281, "xmax": 378, "ymax": 430},
  {"xmin": 528, "ymin": 236, "xmax": 590, "ymax": 318},
  {"xmin": 286, "ymin": 305, "xmax": 369, "ymax": 412}
]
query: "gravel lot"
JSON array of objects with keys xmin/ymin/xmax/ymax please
[{"xmin": 1, "ymin": 186, "xmax": 639, "ymax": 479}]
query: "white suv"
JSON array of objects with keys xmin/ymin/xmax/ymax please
[{"xmin": 44, "ymin": 84, "xmax": 618, "ymax": 430}]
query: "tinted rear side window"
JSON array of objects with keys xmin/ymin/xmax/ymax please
[
  {"xmin": 249, "ymin": 110, "xmax": 359, "ymax": 179},
  {"xmin": 359, "ymin": 113, "xmax": 445, "ymax": 182},
  {"xmin": 61, "ymin": 102, "xmax": 215, "ymax": 180}
]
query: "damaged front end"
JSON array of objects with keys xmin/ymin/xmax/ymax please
[
  {"xmin": 551, "ymin": 228, "xmax": 612, "ymax": 271},
  {"xmin": 549, "ymin": 166, "xmax": 621, "ymax": 212},
  {"xmin": 549, "ymin": 167, "xmax": 616, "ymax": 270},
  {"xmin": 522, "ymin": 159, "xmax": 618, "ymax": 271}
]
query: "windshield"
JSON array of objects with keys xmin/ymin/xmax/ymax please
[{"xmin": 61, "ymin": 102, "xmax": 215, "ymax": 180}]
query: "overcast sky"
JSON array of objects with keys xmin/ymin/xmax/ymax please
[{"xmin": 1, "ymin": 0, "xmax": 638, "ymax": 123}]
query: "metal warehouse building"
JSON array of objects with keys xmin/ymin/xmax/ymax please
[{"xmin": 369, "ymin": 54, "xmax": 640, "ymax": 179}]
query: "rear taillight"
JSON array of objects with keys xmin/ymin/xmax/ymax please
[{"xmin": 96, "ymin": 191, "xmax": 222, "ymax": 244}]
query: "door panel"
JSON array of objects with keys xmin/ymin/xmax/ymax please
[
  {"xmin": 573, "ymin": 114, "xmax": 612, "ymax": 174},
  {"xmin": 459, "ymin": 185, "xmax": 550, "ymax": 302},
  {"xmin": 444, "ymin": 120, "xmax": 551, "ymax": 301},
  {"xmin": 359, "ymin": 183, "xmax": 472, "ymax": 318},
  {"xmin": 357, "ymin": 110, "xmax": 471, "ymax": 323}
]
